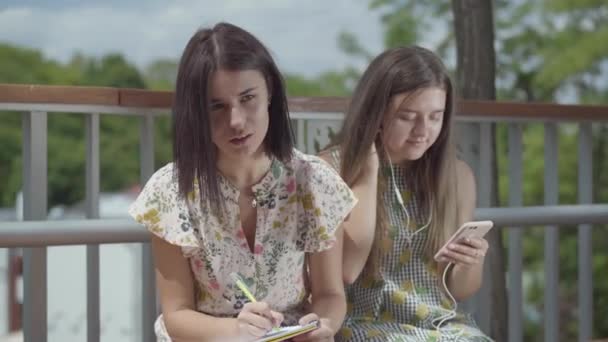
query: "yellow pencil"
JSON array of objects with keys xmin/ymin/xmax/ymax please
[
  {"xmin": 230, "ymin": 272, "xmax": 281, "ymax": 333},
  {"xmin": 230, "ymin": 272, "xmax": 257, "ymax": 303}
]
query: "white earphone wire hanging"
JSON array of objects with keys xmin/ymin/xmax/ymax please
[
  {"xmin": 386, "ymin": 152, "xmax": 431, "ymax": 244},
  {"xmin": 385, "ymin": 152, "xmax": 485, "ymax": 341}
]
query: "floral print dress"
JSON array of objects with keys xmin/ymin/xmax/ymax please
[
  {"xmin": 128, "ymin": 149, "xmax": 357, "ymax": 341},
  {"xmin": 327, "ymin": 150, "xmax": 491, "ymax": 342}
]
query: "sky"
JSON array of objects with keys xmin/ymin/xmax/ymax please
[{"xmin": 0, "ymin": 0, "xmax": 386, "ymax": 76}]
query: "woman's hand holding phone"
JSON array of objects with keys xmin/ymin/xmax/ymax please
[
  {"xmin": 435, "ymin": 237, "xmax": 489, "ymax": 266},
  {"xmin": 434, "ymin": 221, "xmax": 493, "ymax": 266}
]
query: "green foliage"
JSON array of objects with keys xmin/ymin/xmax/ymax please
[
  {"xmin": 285, "ymin": 69, "xmax": 358, "ymax": 97},
  {"xmin": 337, "ymin": 32, "xmax": 374, "ymax": 61},
  {"xmin": 534, "ymin": 22, "xmax": 608, "ymax": 95},
  {"xmin": 1, "ymin": 3, "xmax": 607, "ymax": 338},
  {"xmin": 545, "ymin": 0, "xmax": 607, "ymax": 13},
  {"xmin": 0, "ymin": 43, "xmax": 154, "ymax": 207},
  {"xmin": 0, "ymin": 112, "xmax": 22, "ymax": 205},
  {"xmin": 359, "ymin": 1, "xmax": 453, "ymax": 59},
  {"xmin": 78, "ymin": 53, "xmax": 146, "ymax": 88},
  {"xmin": 497, "ymin": 1, "xmax": 608, "ymax": 102},
  {"xmin": 0, "ymin": 43, "xmax": 353, "ymax": 208},
  {"xmin": 0, "ymin": 43, "xmax": 79, "ymax": 84},
  {"xmin": 47, "ymin": 114, "xmax": 86, "ymax": 206},
  {"xmin": 338, "ymin": 0, "xmax": 608, "ymax": 339},
  {"xmin": 144, "ymin": 59, "xmax": 178, "ymax": 90},
  {"xmin": 382, "ymin": 7, "xmax": 419, "ymax": 49}
]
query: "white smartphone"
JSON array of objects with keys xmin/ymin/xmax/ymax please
[{"xmin": 433, "ymin": 220, "xmax": 494, "ymax": 261}]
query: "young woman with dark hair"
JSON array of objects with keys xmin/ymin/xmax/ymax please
[{"xmin": 130, "ymin": 23, "xmax": 356, "ymax": 341}]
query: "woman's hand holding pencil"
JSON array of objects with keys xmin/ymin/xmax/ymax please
[
  {"xmin": 235, "ymin": 302, "xmax": 284, "ymax": 339},
  {"xmin": 231, "ymin": 273, "xmax": 284, "ymax": 339}
]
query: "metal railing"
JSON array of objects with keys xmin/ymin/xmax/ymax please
[
  {"xmin": 1, "ymin": 84, "xmax": 607, "ymax": 342},
  {"xmin": 2, "ymin": 205, "xmax": 608, "ymax": 247}
]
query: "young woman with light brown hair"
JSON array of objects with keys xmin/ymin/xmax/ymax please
[{"xmin": 321, "ymin": 46, "xmax": 492, "ymax": 341}]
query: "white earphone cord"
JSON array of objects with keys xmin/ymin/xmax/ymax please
[{"xmin": 386, "ymin": 154, "xmax": 492, "ymax": 341}]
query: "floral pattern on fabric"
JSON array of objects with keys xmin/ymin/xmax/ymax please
[{"xmin": 128, "ymin": 149, "xmax": 357, "ymax": 341}]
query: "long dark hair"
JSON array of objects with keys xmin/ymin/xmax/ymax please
[
  {"xmin": 336, "ymin": 46, "xmax": 459, "ymax": 275},
  {"xmin": 172, "ymin": 22, "xmax": 294, "ymax": 214}
]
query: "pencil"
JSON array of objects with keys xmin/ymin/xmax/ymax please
[{"xmin": 230, "ymin": 272, "xmax": 257, "ymax": 303}]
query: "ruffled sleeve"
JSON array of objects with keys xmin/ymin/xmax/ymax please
[
  {"xmin": 128, "ymin": 163, "xmax": 200, "ymax": 251},
  {"xmin": 295, "ymin": 152, "xmax": 358, "ymax": 252}
]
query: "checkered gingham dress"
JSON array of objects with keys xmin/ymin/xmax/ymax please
[{"xmin": 330, "ymin": 150, "xmax": 491, "ymax": 342}]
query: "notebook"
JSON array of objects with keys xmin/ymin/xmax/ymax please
[{"xmin": 254, "ymin": 320, "xmax": 320, "ymax": 342}]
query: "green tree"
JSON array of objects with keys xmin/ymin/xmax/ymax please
[
  {"xmin": 285, "ymin": 70, "xmax": 357, "ymax": 97},
  {"xmin": 77, "ymin": 53, "xmax": 146, "ymax": 88},
  {"xmin": 337, "ymin": 0, "xmax": 608, "ymax": 339},
  {"xmin": 0, "ymin": 43, "xmax": 77, "ymax": 206},
  {"xmin": 0, "ymin": 44, "xmax": 150, "ymax": 208},
  {"xmin": 144, "ymin": 59, "xmax": 178, "ymax": 91}
]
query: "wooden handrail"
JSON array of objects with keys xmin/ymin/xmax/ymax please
[
  {"xmin": 0, "ymin": 84, "xmax": 119, "ymax": 105},
  {"xmin": 1, "ymin": 83, "xmax": 607, "ymax": 120}
]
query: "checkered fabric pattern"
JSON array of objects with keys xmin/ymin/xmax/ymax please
[{"xmin": 330, "ymin": 150, "xmax": 491, "ymax": 342}]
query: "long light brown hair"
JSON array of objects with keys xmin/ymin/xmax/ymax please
[{"xmin": 335, "ymin": 46, "xmax": 462, "ymax": 278}]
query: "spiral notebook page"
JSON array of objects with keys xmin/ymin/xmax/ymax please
[{"xmin": 254, "ymin": 320, "xmax": 319, "ymax": 342}]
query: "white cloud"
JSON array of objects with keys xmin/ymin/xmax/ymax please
[{"xmin": 0, "ymin": 0, "xmax": 384, "ymax": 76}]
